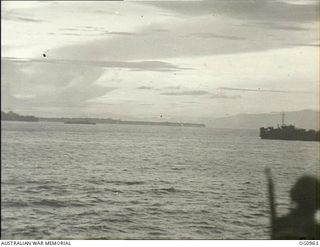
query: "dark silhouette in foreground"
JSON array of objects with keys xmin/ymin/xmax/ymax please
[{"xmin": 267, "ymin": 172, "xmax": 320, "ymax": 239}]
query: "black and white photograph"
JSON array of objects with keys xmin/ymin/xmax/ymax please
[{"xmin": 1, "ymin": 0, "xmax": 319, "ymax": 240}]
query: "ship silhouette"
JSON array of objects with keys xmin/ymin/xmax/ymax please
[
  {"xmin": 260, "ymin": 112, "xmax": 320, "ymax": 142},
  {"xmin": 64, "ymin": 120, "xmax": 96, "ymax": 125}
]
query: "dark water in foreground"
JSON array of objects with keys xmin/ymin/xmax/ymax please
[{"xmin": 1, "ymin": 121, "xmax": 319, "ymax": 239}]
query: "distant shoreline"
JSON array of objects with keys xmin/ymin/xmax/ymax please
[
  {"xmin": 44, "ymin": 118, "xmax": 206, "ymax": 128},
  {"xmin": 1, "ymin": 111, "xmax": 206, "ymax": 128}
]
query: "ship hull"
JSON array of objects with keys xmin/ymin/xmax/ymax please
[
  {"xmin": 260, "ymin": 126, "xmax": 320, "ymax": 142},
  {"xmin": 64, "ymin": 122, "xmax": 96, "ymax": 125}
]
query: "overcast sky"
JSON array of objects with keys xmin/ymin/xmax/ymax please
[{"xmin": 1, "ymin": 0, "xmax": 319, "ymax": 122}]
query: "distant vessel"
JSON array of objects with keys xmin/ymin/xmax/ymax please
[
  {"xmin": 64, "ymin": 120, "xmax": 96, "ymax": 125},
  {"xmin": 260, "ymin": 112, "xmax": 319, "ymax": 142}
]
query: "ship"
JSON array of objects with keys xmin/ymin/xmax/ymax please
[
  {"xmin": 64, "ymin": 120, "xmax": 96, "ymax": 125},
  {"xmin": 259, "ymin": 112, "xmax": 320, "ymax": 142}
]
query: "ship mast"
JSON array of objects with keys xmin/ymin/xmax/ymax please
[{"xmin": 281, "ymin": 112, "xmax": 285, "ymax": 126}]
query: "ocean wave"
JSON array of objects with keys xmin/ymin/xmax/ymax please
[
  {"xmin": 104, "ymin": 180, "xmax": 145, "ymax": 186},
  {"xmin": 2, "ymin": 123, "xmax": 318, "ymax": 239},
  {"xmin": 32, "ymin": 199, "xmax": 67, "ymax": 208},
  {"xmin": 151, "ymin": 187, "xmax": 177, "ymax": 194},
  {"xmin": 2, "ymin": 200, "xmax": 30, "ymax": 208},
  {"xmin": 31, "ymin": 199, "xmax": 87, "ymax": 208}
]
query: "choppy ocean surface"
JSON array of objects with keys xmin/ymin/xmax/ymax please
[{"xmin": 1, "ymin": 121, "xmax": 319, "ymax": 239}]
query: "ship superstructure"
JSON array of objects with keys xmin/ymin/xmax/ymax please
[{"xmin": 259, "ymin": 112, "xmax": 320, "ymax": 142}]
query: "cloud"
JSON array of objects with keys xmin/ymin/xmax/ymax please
[
  {"xmin": 3, "ymin": 57, "xmax": 187, "ymax": 72},
  {"xmin": 165, "ymin": 86, "xmax": 181, "ymax": 89},
  {"xmin": 217, "ymin": 87, "xmax": 311, "ymax": 94},
  {"xmin": 60, "ymin": 33, "xmax": 87, "ymax": 37},
  {"xmin": 211, "ymin": 93, "xmax": 241, "ymax": 99},
  {"xmin": 161, "ymin": 90, "xmax": 209, "ymax": 96},
  {"xmin": 51, "ymin": 14, "xmax": 316, "ymax": 62},
  {"xmin": 1, "ymin": 54, "xmax": 189, "ymax": 112},
  {"xmin": 239, "ymin": 21, "xmax": 310, "ymax": 31},
  {"xmin": 60, "ymin": 26, "xmax": 106, "ymax": 32},
  {"xmin": 259, "ymin": 23, "xmax": 309, "ymax": 31},
  {"xmin": 183, "ymin": 101, "xmax": 202, "ymax": 104},
  {"xmin": 88, "ymin": 9, "xmax": 125, "ymax": 15},
  {"xmin": 11, "ymin": 16, "xmax": 47, "ymax": 23},
  {"xmin": 1, "ymin": 58, "xmax": 116, "ymax": 110},
  {"xmin": 54, "ymin": 26, "xmax": 139, "ymax": 37},
  {"xmin": 103, "ymin": 31, "xmax": 139, "ymax": 36},
  {"xmin": 60, "ymin": 28, "xmax": 80, "ymax": 31},
  {"xmin": 143, "ymin": 0, "xmax": 318, "ymax": 23},
  {"xmin": 151, "ymin": 28, "xmax": 169, "ymax": 33},
  {"xmin": 3, "ymin": 1, "xmax": 318, "ymax": 62},
  {"xmin": 136, "ymin": 86, "xmax": 155, "ymax": 90},
  {"xmin": 186, "ymin": 33, "xmax": 245, "ymax": 40},
  {"xmin": 286, "ymin": 43, "xmax": 320, "ymax": 47},
  {"xmin": 2, "ymin": 12, "xmax": 47, "ymax": 23},
  {"xmin": 2, "ymin": 0, "xmax": 318, "ymax": 119},
  {"xmin": 139, "ymin": 103, "xmax": 154, "ymax": 106}
]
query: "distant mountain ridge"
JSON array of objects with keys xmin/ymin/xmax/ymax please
[{"xmin": 210, "ymin": 110, "xmax": 320, "ymax": 130}]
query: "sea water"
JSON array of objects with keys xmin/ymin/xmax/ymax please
[{"xmin": 1, "ymin": 121, "xmax": 319, "ymax": 239}]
